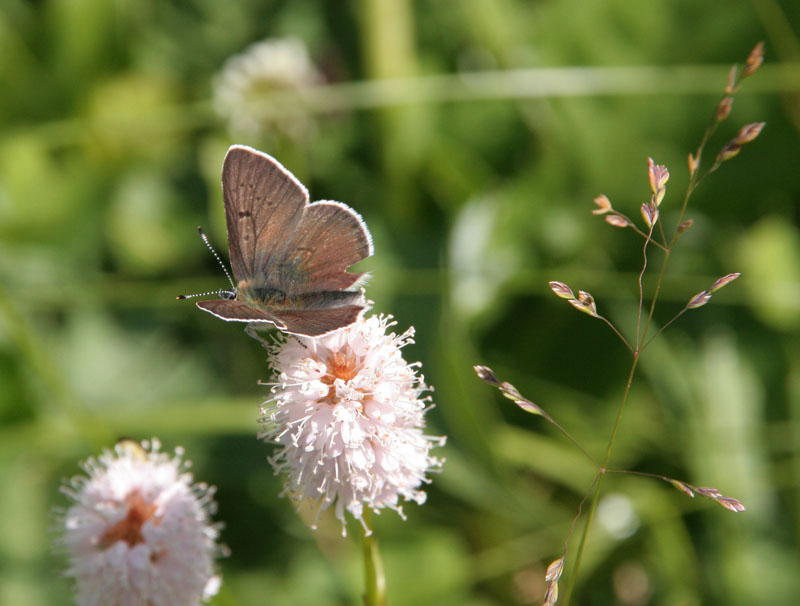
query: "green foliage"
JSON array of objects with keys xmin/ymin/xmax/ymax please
[{"xmin": 1, "ymin": 0, "xmax": 799, "ymax": 604}]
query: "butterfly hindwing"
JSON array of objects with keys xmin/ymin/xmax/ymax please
[
  {"xmin": 196, "ymin": 299, "xmax": 286, "ymax": 329},
  {"xmin": 272, "ymin": 306, "xmax": 365, "ymax": 337},
  {"xmin": 268, "ymin": 200, "xmax": 373, "ymax": 295},
  {"xmin": 197, "ymin": 300, "xmax": 365, "ymax": 337}
]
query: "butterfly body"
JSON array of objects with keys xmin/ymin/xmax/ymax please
[{"xmin": 193, "ymin": 145, "xmax": 373, "ymax": 337}]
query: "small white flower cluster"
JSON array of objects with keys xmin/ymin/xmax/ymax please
[
  {"xmin": 60, "ymin": 439, "xmax": 221, "ymax": 606},
  {"xmin": 261, "ymin": 314, "xmax": 445, "ymax": 534},
  {"xmin": 212, "ymin": 37, "xmax": 322, "ymax": 140}
]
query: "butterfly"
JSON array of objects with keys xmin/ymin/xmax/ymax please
[{"xmin": 180, "ymin": 145, "xmax": 373, "ymax": 337}]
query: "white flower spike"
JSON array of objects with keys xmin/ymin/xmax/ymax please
[
  {"xmin": 261, "ymin": 314, "xmax": 446, "ymax": 535},
  {"xmin": 59, "ymin": 439, "xmax": 222, "ymax": 606}
]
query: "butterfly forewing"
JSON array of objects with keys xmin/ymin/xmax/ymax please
[{"xmin": 222, "ymin": 146, "xmax": 307, "ymax": 283}]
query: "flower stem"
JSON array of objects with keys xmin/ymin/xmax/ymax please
[{"xmin": 362, "ymin": 509, "xmax": 387, "ymax": 606}]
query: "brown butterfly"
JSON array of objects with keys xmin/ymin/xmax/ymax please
[{"xmin": 179, "ymin": 145, "xmax": 373, "ymax": 337}]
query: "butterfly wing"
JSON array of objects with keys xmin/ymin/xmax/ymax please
[
  {"xmin": 264, "ymin": 200, "xmax": 373, "ymax": 295},
  {"xmin": 221, "ymin": 145, "xmax": 308, "ymax": 283},
  {"xmin": 197, "ymin": 299, "xmax": 364, "ymax": 336},
  {"xmin": 223, "ymin": 146, "xmax": 372, "ymax": 295},
  {"xmin": 196, "ymin": 299, "xmax": 288, "ymax": 329},
  {"xmin": 271, "ymin": 306, "xmax": 365, "ymax": 336}
]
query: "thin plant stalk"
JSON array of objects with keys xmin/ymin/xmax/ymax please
[
  {"xmin": 567, "ymin": 180, "xmax": 701, "ymax": 599},
  {"xmin": 361, "ymin": 509, "xmax": 387, "ymax": 606},
  {"xmin": 563, "ymin": 45, "xmax": 764, "ymax": 603},
  {"xmin": 565, "ymin": 353, "xmax": 639, "ymax": 604}
]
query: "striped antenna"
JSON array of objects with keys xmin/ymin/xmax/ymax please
[
  {"xmin": 176, "ymin": 289, "xmax": 232, "ymax": 301},
  {"xmin": 176, "ymin": 226, "xmax": 237, "ymax": 300}
]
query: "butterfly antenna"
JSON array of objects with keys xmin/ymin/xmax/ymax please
[
  {"xmin": 196, "ymin": 226, "xmax": 236, "ymax": 291},
  {"xmin": 176, "ymin": 289, "xmax": 231, "ymax": 301},
  {"xmin": 175, "ymin": 226, "xmax": 236, "ymax": 300}
]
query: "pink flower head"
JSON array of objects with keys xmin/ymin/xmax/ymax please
[
  {"xmin": 60, "ymin": 439, "xmax": 222, "ymax": 606},
  {"xmin": 261, "ymin": 314, "xmax": 445, "ymax": 534}
]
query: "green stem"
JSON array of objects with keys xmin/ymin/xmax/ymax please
[
  {"xmin": 362, "ymin": 509, "xmax": 387, "ymax": 606},
  {"xmin": 13, "ymin": 64, "xmax": 785, "ymax": 151},
  {"xmin": 566, "ymin": 353, "xmax": 640, "ymax": 604}
]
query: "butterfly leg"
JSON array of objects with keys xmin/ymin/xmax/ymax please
[{"xmin": 244, "ymin": 322, "xmax": 273, "ymax": 348}]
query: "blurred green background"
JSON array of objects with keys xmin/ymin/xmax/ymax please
[{"xmin": 1, "ymin": 1, "xmax": 799, "ymax": 605}]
